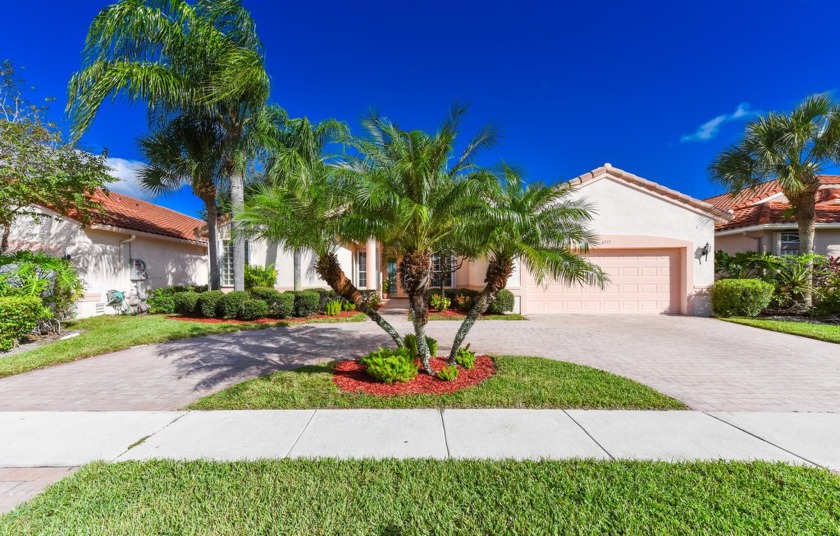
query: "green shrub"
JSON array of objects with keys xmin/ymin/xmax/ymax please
[
  {"xmin": 455, "ymin": 344, "xmax": 476, "ymax": 369},
  {"xmin": 430, "ymin": 293, "xmax": 450, "ymax": 312},
  {"xmin": 453, "ymin": 293, "xmax": 474, "ymax": 312},
  {"xmin": 219, "ymin": 291, "xmax": 251, "ymax": 319},
  {"xmin": 488, "ymin": 289, "xmax": 515, "ymax": 314},
  {"xmin": 238, "ymin": 299, "xmax": 269, "ymax": 321},
  {"xmin": 362, "ymin": 347, "xmax": 418, "ymax": 384},
  {"xmin": 0, "ymin": 296, "xmax": 50, "ymax": 351},
  {"xmin": 0, "ymin": 250, "xmax": 83, "ymax": 321},
  {"xmin": 173, "ymin": 291, "xmax": 201, "ymax": 316},
  {"xmin": 244, "ymin": 265, "xmax": 277, "ymax": 290},
  {"xmin": 147, "ymin": 287, "xmax": 177, "ymax": 314},
  {"xmin": 404, "ymin": 334, "xmax": 438, "ymax": 358},
  {"xmin": 814, "ymin": 287, "xmax": 840, "ymax": 316},
  {"xmin": 196, "ymin": 290, "xmax": 225, "ymax": 318},
  {"xmin": 324, "ymin": 300, "xmax": 342, "ymax": 316},
  {"xmin": 342, "ymin": 300, "xmax": 357, "ymax": 312},
  {"xmin": 250, "ymin": 287, "xmax": 294, "ymax": 318},
  {"xmin": 312, "ymin": 288, "xmax": 339, "ymax": 312},
  {"xmin": 712, "ymin": 279, "xmax": 774, "ymax": 317},
  {"xmin": 436, "ymin": 365, "xmax": 459, "ymax": 382},
  {"xmin": 291, "ymin": 291, "xmax": 320, "ymax": 317}
]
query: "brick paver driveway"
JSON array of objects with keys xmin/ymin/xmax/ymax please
[{"xmin": 0, "ymin": 314, "xmax": 837, "ymax": 412}]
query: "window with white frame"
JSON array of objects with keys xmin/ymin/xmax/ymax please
[
  {"xmin": 780, "ymin": 232, "xmax": 800, "ymax": 254},
  {"xmin": 221, "ymin": 240, "xmax": 250, "ymax": 286},
  {"xmin": 431, "ymin": 254, "xmax": 455, "ymax": 288},
  {"xmin": 356, "ymin": 251, "xmax": 367, "ymax": 288}
]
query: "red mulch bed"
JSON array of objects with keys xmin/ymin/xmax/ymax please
[
  {"xmin": 166, "ymin": 311, "xmax": 361, "ymax": 324},
  {"xmin": 428, "ymin": 309, "xmax": 468, "ymax": 318},
  {"xmin": 333, "ymin": 356, "xmax": 496, "ymax": 396}
]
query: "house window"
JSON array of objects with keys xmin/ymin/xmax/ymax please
[
  {"xmin": 431, "ymin": 254, "xmax": 455, "ymax": 288},
  {"xmin": 357, "ymin": 251, "xmax": 367, "ymax": 288},
  {"xmin": 780, "ymin": 232, "xmax": 800, "ymax": 254},
  {"xmin": 221, "ymin": 240, "xmax": 250, "ymax": 286}
]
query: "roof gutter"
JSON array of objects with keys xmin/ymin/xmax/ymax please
[
  {"xmin": 91, "ymin": 224, "xmax": 208, "ymax": 248},
  {"xmin": 716, "ymin": 222, "xmax": 840, "ymax": 236}
]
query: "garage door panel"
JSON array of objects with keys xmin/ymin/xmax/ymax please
[{"xmin": 526, "ymin": 248, "xmax": 680, "ymax": 314}]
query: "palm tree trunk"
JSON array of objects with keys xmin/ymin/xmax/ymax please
[
  {"xmin": 315, "ymin": 252, "xmax": 403, "ymax": 347},
  {"xmin": 0, "ymin": 223, "xmax": 10, "ymax": 255},
  {"xmin": 448, "ymin": 255, "xmax": 514, "ymax": 364},
  {"xmin": 400, "ymin": 251, "xmax": 434, "ymax": 374},
  {"xmin": 202, "ymin": 196, "xmax": 221, "ymax": 291},
  {"xmin": 293, "ymin": 248, "xmax": 302, "ymax": 291},
  {"xmin": 230, "ymin": 171, "xmax": 246, "ymax": 291},
  {"xmin": 795, "ymin": 198, "xmax": 817, "ymax": 307}
]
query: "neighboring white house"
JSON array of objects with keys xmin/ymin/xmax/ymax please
[{"xmin": 7, "ymin": 190, "xmax": 209, "ymax": 317}]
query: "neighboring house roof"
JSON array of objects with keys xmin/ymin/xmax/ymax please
[
  {"xmin": 704, "ymin": 176, "xmax": 840, "ymax": 232},
  {"xmin": 567, "ymin": 163, "xmax": 733, "ymax": 222},
  {"xmin": 62, "ymin": 190, "xmax": 207, "ymax": 245}
]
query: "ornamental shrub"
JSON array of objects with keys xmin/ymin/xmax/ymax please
[
  {"xmin": 362, "ymin": 347, "xmax": 418, "ymax": 384},
  {"xmin": 324, "ymin": 300, "xmax": 342, "ymax": 316},
  {"xmin": 196, "ymin": 290, "xmax": 225, "ymax": 318},
  {"xmin": 173, "ymin": 291, "xmax": 201, "ymax": 316},
  {"xmin": 291, "ymin": 291, "xmax": 320, "ymax": 317},
  {"xmin": 342, "ymin": 300, "xmax": 357, "ymax": 312},
  {"xmin": 219, "ymin": 291, "xmax": 250, "ymax": 319},
  {"xmin": 430, "ymin": 293, "xmax": 450, "ymax": 312},
  {"xmin": 404, "ymin": 334, "xmax": 438, "ymax": 358},
  {"xmin": 238, "ymin": 299, "xmax": 269, "ymax": 321},
  {"xmin": 453, "ymin": 293, "xmax": 474, "ymax": 312},
  {"xmin": 712, "ymin": 279, "xmax": 774, "ymax": 317},
  {"xmin": 436, "ymin": 365, "xmax": 459, "ymax": 382},
  {"xmin": 312, "ymin": 288, "xmax": 340, "ymax": 312},
  {"xmin": 455, "ymin": 344, "xmax": 476, "ymax": 369},
  {"xmin": 250, "ymin": 287, "xmax": 294, "ymax": 318},
  {"xmin": 244, "ymin": 265, "xmax": 277, "ymax": 290},
  {"xmin": 147, "ymin": 287, "xmax": 178, "ymax": 314},
  {"xmin": 814, "ymin": 287, "xmax": 840, "ymax": 316},
  {"xmin": 0, "ymin": 250, "xmax": 83, "ymax": 321},
  {"xmin": 488, "ymin": 289, "xmax": 515, "ymax": 314},
  {"xmin": 0, "ymin": 296, "xmax": 50, "ymax": 351}
]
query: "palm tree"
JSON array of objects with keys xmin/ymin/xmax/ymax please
[
  {"xmin": 341, "ymin": 105, "xmax": 498, "ymax": 374},
  {"xmin": 137, "ymin": 113, "xmax": 226, "ymax": 289},
  {"xmin": 67, "ymin": 0, "xmax": 270, "ymax": 291},
  {"xmin": 710, "ymin": 94, "xmax": 840, "ymax": 306},
  {"xmin": 239, "ymin": 168, "xmax": 404, "ymax": 346},
  {"xmin": 447, "ymin": 165, "xmax": 606, "ymax": 363}
]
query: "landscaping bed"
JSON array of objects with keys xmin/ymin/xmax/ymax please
[
  {"xmin": 189, "ymin": 355, "xmax": 686, "ymax": 410},
  {"xmin": 424, "ymin": 309, "xmax": 526, "ymax": 321},
  {"xmin": 2, "ymin": 459, "xmax": 837, "ymax": 534},
  {"xmin": 334, "ymin": 355, "xmax": 495, "ymax": 395}
]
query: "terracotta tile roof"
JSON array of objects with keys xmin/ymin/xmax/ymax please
[
  {"xmin": 704, "ymin": 175, "xmax": 840, "ymax": 211},
  {"xmin": 63, "ymin": 190, "xmax": 207, "ymax": 244},
  {"xmin": 718, "ymin": 202, "xmax": 840, "ymax": 231}
]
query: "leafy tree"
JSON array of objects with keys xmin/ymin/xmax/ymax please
[
  {"xmin": 0, "ymin": 61, "xmax": 113, "ymax": 253},
  {"xmin": 710, "ymin": 94, "xmax": 840, "ymax": 306},
  {"xmin": 341, "ymin": 105, "xmax": 498, "ymax": 374},
  {"xmin": 447, "ymin": 165, "xmax": 606, "ymax": 362},
  {"xmin": 67, "ymin": 0, "xmax": 271, "ymax": 291}
]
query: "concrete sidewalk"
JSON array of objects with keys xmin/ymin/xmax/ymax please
[{"xmin": 2, "ymin": 409, "xmax": 839, "ymax": 513}]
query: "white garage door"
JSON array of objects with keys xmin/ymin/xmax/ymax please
[{"xmin": 526, "ymin": 249, "xmax": 680, "ymax": 314}]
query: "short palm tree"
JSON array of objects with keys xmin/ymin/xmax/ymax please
[
  {"xmin": 447, "ymin": 165, "xmax": 606, "ymax": 363},
  {"xmin": 710, "ymin": 93, "xmax": 840, "ymax": 305},
  {"xmin": 67, "ymin": 0, "xmax": 270, "ymax": 291},
  {"xmin": 239, "ymin": 168, "xmax": 404, "ymax": 346},
  {"xmin": 342, "ymin": 105, "xmax": 498, "ymax": 374},
  {"xmin": 137, "ymin": 113, "xmax": 226, "ymax": 289}
]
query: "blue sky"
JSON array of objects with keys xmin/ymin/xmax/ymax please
[{"xmin": 2, "ymin": 0, "xmax": 838, "ymax": 218}]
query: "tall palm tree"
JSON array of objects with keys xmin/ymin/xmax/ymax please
[
  {"xmin": 710, "ymin": 93, "xmax": 840, "ymax": 305},
  {"xmin": 447, "ymin": 165, "xmax": 606, "ymax": 363},
  {"xmin": 137, "ymin": 113, "xmax": 226, "ymax": 289},
  {"xmin": 239, "ymin": 169, "xmax": 404, "ymax": 346},
  {"xmin": 342, "ymin": 105, "xmax": 498, "ymax": 374},
  {"xmin": 67, "ymin": 0, "xmax": 270, "ymax": 291}
]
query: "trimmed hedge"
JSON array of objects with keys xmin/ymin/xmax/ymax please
[
  {"xmin": 291, "ymin": 291, "xmax": 321, "ymax": 317},
  {"xmin": 0, "ymin": 296, "xmax": 49, "ymax": 351},
  {"xmin": 173, "ymin": 292, "xmax": 201, "ymax": 316},
  {"xmin": 250, "ymin": 287, "xmax": 294, "ymax": 318},
  {"xmin": 488, "ymin": 289, "xmax": 515, "ymax": 314},
  {"xmin": 219, "ymin": 291, "xmax": 251, "ymax": 320},
  {"xmin": 196, "ymin": 290, "xmax": 225, "ymax": 318},
  {"xmin": 712, "ymin": 279, "xmax": 774, "ymax": 317},
  {"xmin": 238, "ymin": 299, "xmax": 269, "ymax": 321}
]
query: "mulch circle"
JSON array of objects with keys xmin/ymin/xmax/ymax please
[
  {"xmin": 166, "ymin": 311, "xmax": 361, "ymax": 324},
  {"xmin": 333, "ymin": 356, "xmax": 496, "ymax": 396}
]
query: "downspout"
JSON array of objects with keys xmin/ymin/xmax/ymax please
[{"xmin": 119, "ymin": 234, "xmax": 137, "ymax": 286}]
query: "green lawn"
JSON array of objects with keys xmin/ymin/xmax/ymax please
[
  {"xmin": 2, "ymin": 459, "xmax": 837, "ymax": 534},
  {"xmin": 724, "ymin": 317, "xmax": 840, "ymax": 344},
  {"xmin": 189, "ymin": 355, "xmax": 686, "ymax": 410},
  {"xmin": 0, "ymin": 312, "xmax": 356, "ymax": 380}
]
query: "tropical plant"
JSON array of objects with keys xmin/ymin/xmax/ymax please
[
  {"xmin": 244, "ymin": 264, "xmax": 277, "ymax": 290},
  {"xmin": 324, "ymin": 300, "xmax": 342, "ymax": 316},
  {"xmin": 404, "ymin": 334, "xmax": 438, "ymax": 359},
  {"xmin": 709, "ymin": 94, "xmax": 840, "ymax": 305},
  {"xmin": 361, "ymin": 347, "xmax": 418, "ymax": 384},
  {"xmin": 446, "ymin": 166, "xmax": 605, "ymax": 363},
  {"xmin": 714, "ymin": 250, "xmax": 779, "ymax": 280},
  {"xmin": 436, "ymin": 365, "xmax": 459, "ymax": 382},
  {"xmin": 341, "ymin": 105, "xmax": 499, "ymax": 373},
  {"xmin": 454, "ymin": 344, "xmax": 476, "ymax": 369},
  {"xmin": 430, "ymin": 293, "xmax": 450, "ymax": 312},
  {"xmin": 67, "ymin": 0, "xmax": 272, "ymax": 291},
  {"xmin": 0, "ymin": 251, "xmax": 84, "ymax": 324}
]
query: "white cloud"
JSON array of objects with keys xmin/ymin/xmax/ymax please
[
  {"xmin": 105, "ymin": 157, "xmax": 154, "ymax": 201},
  {"xmin": 680, "ymin": 103, "xmax": 758, "ymax": 143}
]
